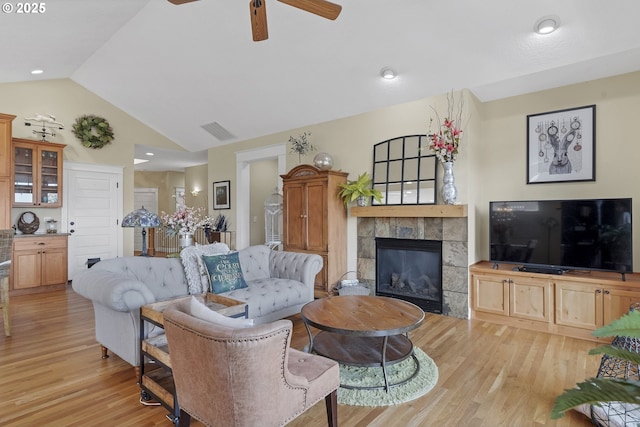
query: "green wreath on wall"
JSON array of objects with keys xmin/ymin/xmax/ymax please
[{"xmin": 72, "ymin": 115, "xmax": 114, "ymax": 149}]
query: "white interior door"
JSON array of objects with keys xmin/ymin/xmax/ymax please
[
  {"xmin": 133, "ymin": 188, "xmax": 158, "ymax": 252},
  {"xmin": 62, "ymin": 162, "xmax": 123, "ymax": 281}
]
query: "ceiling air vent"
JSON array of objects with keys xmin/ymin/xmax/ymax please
[{"xmin": 201, "ymin": 121, "xmax": 236, "ymax": 142}]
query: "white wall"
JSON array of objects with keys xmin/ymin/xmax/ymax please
[
  {"xmin": 0, "ymin": 78, "xmax": 188, "ymax": 255},
  {"xmin": 5, "ymin": 72, "xmax": 640, "ymax": 266},
  {"xmin": 474, "ymin": 72, "xmax": 640, "ymax": 267},
  {"xmin": 208, "ymin": 71, "xmax": 640, "ymax": 271}
]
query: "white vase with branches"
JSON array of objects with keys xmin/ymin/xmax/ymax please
[{"xmin": 289, "ymin": 131, "xmax": 316, "ymax": 164}]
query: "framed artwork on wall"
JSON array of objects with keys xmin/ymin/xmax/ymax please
[
  {"xmin": 527, "ymin": 104, "xmax": 596, "ymax": 184},
  {"xmin": 213, "ymin": 180, "xmax": 231, "ymax": 210}
]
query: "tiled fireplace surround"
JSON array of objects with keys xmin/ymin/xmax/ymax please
[{"xmin": 354, "ymin": 206, "xmax": 469, "ymax": 319}]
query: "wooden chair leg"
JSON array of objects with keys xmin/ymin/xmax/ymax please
[
  {"xmin": 178, "ymin": 409, "xmax": 191, "ymax": 427},
  {"xmin": 325, "ymin": 390, "xmax": 338, "ymax": 427},
  {"xmin": 1, "ymin": 277, "xmax": 10, "ymax": 337}
]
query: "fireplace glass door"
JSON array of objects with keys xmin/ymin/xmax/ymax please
[{"xmin": 375, "ymin": 237, "xmax": 443, "ymax": 313}]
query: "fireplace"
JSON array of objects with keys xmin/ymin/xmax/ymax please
[
  {"xmin": 355, "ymin": 206, "xmax": 468, "ymax": 319},
  {"xmin": 375, "ymin": 237, "xmax": 443, "ymax": 313}
]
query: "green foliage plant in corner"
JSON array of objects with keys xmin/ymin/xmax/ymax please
[
  {"xmin": 337, "ymin": 172, "xmax": 383, "ymax": 207},
  {"xmin": 551, "ymin": 309, "xmax": 640, "ymax": 419}
]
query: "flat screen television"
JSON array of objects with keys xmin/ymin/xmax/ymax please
[{"xmin": 489, "ymin": 198, "xmax": 632, "ymax": 274}]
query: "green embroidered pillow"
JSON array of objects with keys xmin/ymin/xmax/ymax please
[{"xmin": 202, "ymin": 252, "xmax": 248, "ymax": 294}]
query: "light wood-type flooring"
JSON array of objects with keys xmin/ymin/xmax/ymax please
[{"xmin": 0, "ymin": 287, "xmax": 601, "ymax": 427}]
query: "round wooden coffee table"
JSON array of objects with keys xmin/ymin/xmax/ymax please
[{"xmin": 301, "ymin": 295, "xmax": 425, "ymax": 391}]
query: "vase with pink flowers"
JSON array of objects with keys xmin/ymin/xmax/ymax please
[
  {"xmin": 427, "ymin": 91, "xmax": 464, "ymax": 205},
  {"xmin": 160, "ymin": 206, "xmax": 208, "ymax": 249}
]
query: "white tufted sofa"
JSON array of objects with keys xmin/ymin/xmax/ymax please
[{"xmin": 72, "ymin": 244, "xmax": 323, "ymax": 368}]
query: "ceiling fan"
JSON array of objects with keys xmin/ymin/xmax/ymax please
[{"xmin": 168, "ymin": 0, "xmax": 342, "ymax": 42}]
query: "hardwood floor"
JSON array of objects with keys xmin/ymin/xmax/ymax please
[{"xmin": 0, "ymin": 287, "xmax": 600, "ymax": 427}]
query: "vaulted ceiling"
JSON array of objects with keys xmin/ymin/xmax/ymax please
[{"xmin": 3, "ymin": 0, "xmax": 640, "ymax": 169}]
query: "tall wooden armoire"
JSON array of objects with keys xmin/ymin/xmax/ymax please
[
  {"xmin": 281, "ymin": 164, "xmax": 347, "ymax": 297},
  {"xmin": 0, "ymin": 114, "xmax": 16, "ymax": 229}
]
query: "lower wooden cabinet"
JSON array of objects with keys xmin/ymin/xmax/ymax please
[
  {"xmin": 470, "ymin": 261, "xmax": 640, "ymax": 342},
  {"xmin": 11, "ymin": 234, "xmax": 68, "ymax": 294}
]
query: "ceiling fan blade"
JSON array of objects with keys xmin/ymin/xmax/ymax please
[
  {"xmin": 250, "ymin": 0, "xmax": 269, "ymax": 42},
  {"xmin": 167, "ymin": 0, "xmax": 199, "ymax": 4},
  {"xmin": 277, "ymin": 0, "xmax": 341, "ymax": 20}
]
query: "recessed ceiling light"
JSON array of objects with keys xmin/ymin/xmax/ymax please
[
  {"xmin": 534, "ymin": 15, "xmax": 560, "ymax": 35},
  {"xmin": 31, "ymin": 69, "xmax": 44, "ymax": 75},
  {"xmin": 380, "ymin": 67, "xmax": 397, "ymax": 80},
  {"xmin": 145, "ymin": 152, "xmax": 154, "ymax": 156}
]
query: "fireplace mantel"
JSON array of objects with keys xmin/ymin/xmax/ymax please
[{"xmin": 350, "ymin": 204, "xmax": 467, "ymax": 218}]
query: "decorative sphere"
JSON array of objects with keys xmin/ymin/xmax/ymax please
[{"xmin": 313, "ymin": 152, "xmax": 334, "ymax": 170}]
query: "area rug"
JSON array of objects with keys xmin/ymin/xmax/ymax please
[{"xmin": 337, "ymin": 347, "xmax": 438, "ymax": 407}]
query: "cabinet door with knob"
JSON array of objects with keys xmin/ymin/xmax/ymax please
[
  {"xmin": 11, "ymin": 235, "xmax": 68, "ymax": 293},
  {"xmin": 554, "ymin": 281, "xmax": 603, "ymax": 330},
  {"xmin": 1, "ymin": 114, "xmax": 15, "ymax": 228},
  {"xmin": 509, "ymin": 277, "xmax": 552, "ymax": 322},
  {"xmin": 282, "ymin": 182, "xmax": 307, "ymax": 251},
  {"xmin": 603, "ymin": 288, "xmax": 640, "ymax": 325},
  {"xmin": 471, "ymin": 273, "xmax": 510, "ymax": 316},
  {"xmin": 12, "ymin": 138, "xmax": 65, "ymax": 208}
]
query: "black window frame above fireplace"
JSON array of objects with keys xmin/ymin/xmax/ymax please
[{"xmin": 371, "ymin": 134, "xmax": 437, "ymax": 206}]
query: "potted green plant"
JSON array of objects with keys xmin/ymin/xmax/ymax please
[
  {"xmin": 338, "ymin": 172, "xmax": 383, "ymax": 207},
  {"xmin": 551, "ymin": 309, "xmax": 640, "ymax": 421}
]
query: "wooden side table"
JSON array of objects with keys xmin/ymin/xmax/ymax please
[{"xmin": 139, "ymin": 293, "xmax": 247, "ymax": 426}]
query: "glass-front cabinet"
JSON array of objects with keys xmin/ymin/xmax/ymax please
[{"xmin": 12, "ymin": 138, "xmax": 65, "ymax": 208}]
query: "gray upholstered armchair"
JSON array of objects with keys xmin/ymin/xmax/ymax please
[{"xmin": 163, "ymin": 302, "xmax": 339, "ymax": 427}]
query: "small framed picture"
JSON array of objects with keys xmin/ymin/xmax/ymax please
[
  {"xmin": 527, "ymin": 105, "xmax": 596, "ymax": 184},
  {"xmin": 213, "ymin": 180, "xmax": 230, "ymax": 210}
]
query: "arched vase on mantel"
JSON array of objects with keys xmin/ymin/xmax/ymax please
[{"xmin": 441, "ymin": 161, "xmax": 458, "ymax": 205}]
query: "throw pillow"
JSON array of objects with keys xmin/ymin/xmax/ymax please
[
  {"xmin": 189, "ymin": 296, "xmax": 254, "ymax": 328},
  {"xmin": 202, "ymin": 252, "xmax": 248, "ymax": 294},
  {"xmin": 180, "ymin": 243, "xmax": 231, "ymax": 294}
]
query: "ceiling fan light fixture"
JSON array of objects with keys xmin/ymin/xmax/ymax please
[
  {"xmin": 380, "ymin": 67, "xmax": 397, "ymax": 80},
  {"xmin": 535, "ymin": 15, "xmax": 560, "ymax": 35}
]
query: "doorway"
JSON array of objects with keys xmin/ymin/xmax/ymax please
[
  {"xmin": 62, "ymin": 162, "xmax": 123, "ymax": 281},
  {"xmin": 133, "ymin": 188, "xmax": 159, "ymax": 252},
  {"xmin": 235, "ymin": 144, "xmax": 287, "ymax": 249},
  {"xmin": 249, "ymin": 159, "xmax": 278, "ymax": 246}
]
